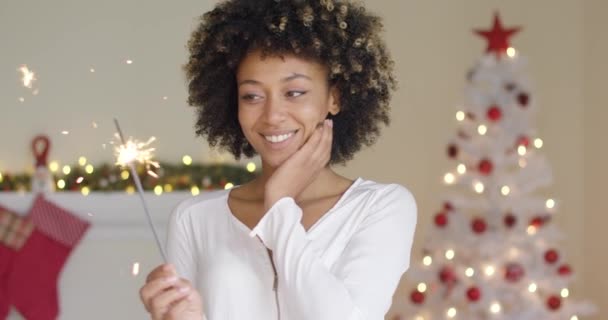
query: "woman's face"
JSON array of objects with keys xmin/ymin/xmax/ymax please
[{"xmin": 236, "ymin": 49, "xmax": 340, "ymax": 168}]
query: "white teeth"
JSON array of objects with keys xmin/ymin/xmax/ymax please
[{"xmin": 264, "ymin": 131, "xmax": 294, "ymax": 143}]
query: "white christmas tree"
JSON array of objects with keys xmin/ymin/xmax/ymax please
[{"xmin": 399, "ymin": 14, "xmax": 596, "ymax": 320}]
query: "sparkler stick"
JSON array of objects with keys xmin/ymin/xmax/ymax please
[{"xmin": 113, "ymin": 118, "xmax": 167, "ymax": 262}]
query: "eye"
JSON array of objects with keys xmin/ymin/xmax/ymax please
[
  {"xmin": 241, "ymin": 93, "xmax": 262, "ymax": 102},
  {"xmin": 286, "ymin": 90, "xmax": 307, "ymax": 98}
]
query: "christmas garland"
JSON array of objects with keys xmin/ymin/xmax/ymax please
[{"xmin": 0, "ymin": 162, "xmax": 257, "ymax": 193}]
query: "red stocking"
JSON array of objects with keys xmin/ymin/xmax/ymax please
[
  {"xmin": 7, "ymin": 195, "xmax": 90, "ymax": 320},
  {"xmin": 0, "ymin": 205, "xmax": 33, "ymax": 319}
]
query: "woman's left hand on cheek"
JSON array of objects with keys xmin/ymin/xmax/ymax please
[{"xmin": 264, "ymin": 119, "xmax": 333, "ymax": 211}]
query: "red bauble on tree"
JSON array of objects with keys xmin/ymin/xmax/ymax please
[
  {"xmin": 529, "ymin": 215, "xmax": 551, "ymax": 228},
  {"xmin": 487, "ymin": 105, "xmax": 502, "ymax": 122},
  {"xmin": 478, "ymin": 158, "xmax": 494, "ymax": 175},
  {"xmin": 443, "ymin": 201, "xmax": 454, "ymax": 211},
  {"xmin": 439, "ymin": 266, "xmax": 457, "ymax": 285},
  {"xmin": 504, "ymin": 213, "xmax": 517, "ymax": 228},
  {"xmin": 466, "ymin": 286, "xmax": 481, "ymax": 302},
  {"xmin": 558, "ymin": 264, "xmax": 572, "ymax": 276},
  {"xmin": 547, "ymin": 295, "xmax": 562, "ymax": 311},
  {"xmin": 516, "ymin": 135, "xmax": 530, "ymax": 148},
  {"xmin": 435, "ymin": 212, "xmax": 448, "ymax": 227},
  {"xmin": 447, "ymin": 144, "xmax": 459, "ymax": 159},
  {"xmin": 544, "ymin": 249, "xmax": 559, "ymax": 264},
  {"xmin": 518, "ymin": 93, "xmax": 530, "ymax": 107},
  {"xmin": 504, "ymin": 263, "xmax": 525, "ymax": 282},
  {"xmin": 410, "ymin": 290, "xmax": 425, "ymax": 305},
  {"xmin": 471, "ymin": 217, "xmax": 487, "ymax": 234}
]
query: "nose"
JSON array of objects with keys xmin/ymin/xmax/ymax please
[{"xmin": 262, "ymin": 94, "xmax": 287, "ymax": 125}]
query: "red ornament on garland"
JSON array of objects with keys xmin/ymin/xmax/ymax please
[
  {"xmin": 547, "ymin": 295, "xmax": 562, "ymax": 311},
  {"xmin": 435, "ymin": 212, "xmax": 448, "ymax": 227},
  {"xmin": 474, "ymin": 13, "xmax": 521, "ymax": 58},
  {"xmin": 447, "ymin": 144, "xmax": 459, "ymax": 159},
  {"xmin": 478, "ymin": 158, "xmax": 493, "ymax": 175},
  {"xmin": 518, "ymin": 93, "xmax": 530, "ymax": 107},
  {"xmin": 544, "ymin": 249, "xmax": 559, "ymax": 264},
  {"xmin": 504, "ymin": 213, "xmax": 517, "ymax": 228},
  {"xmin": 410, "ymin": 290, "xmax": 425, "ymax": 304},
  {"xmin": 558, "ymin": 264, "xmax": 572, "ymax": 276},
  {"xmin": 487, "ymin": 105, "xmax": 502, "ymax": 122},
  {"xmin": 504, "ymin": 263, "xmax": 525, "ymax": 282},
  {"xmin": 466, "ymin": 286, "xmax": 481, "ymax": 302},
  {"xmin": 472, "ymin": 218, "xmax": 487, "ymax": 234}
]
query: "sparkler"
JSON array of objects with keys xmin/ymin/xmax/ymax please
[{"xmin": 113, "ymin": 118, "xmax": 166, "ymax": 262}]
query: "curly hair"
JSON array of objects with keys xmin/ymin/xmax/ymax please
[{"xmin": 183, "ymin": 0, "xmax": 396, "ymax": 165}]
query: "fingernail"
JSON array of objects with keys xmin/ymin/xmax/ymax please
[
  {"xmin": 178, "ymin": 286, "xmax": 190, "ymax": 293},
  {"xmin": 328, "ymin": 119, "xmax": 333, "ymax": 128},
  {"xmin": 164, "ymin": 276, "xmax": 178, "ymax": 283}
]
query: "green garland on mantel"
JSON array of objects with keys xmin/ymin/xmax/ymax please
[{"xmin": 0, "ymin": 162, "xmax": 258, "ymax": 193}]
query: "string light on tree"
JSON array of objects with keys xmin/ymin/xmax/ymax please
[
  {"xmin": 456, "ymin": 111, "xmax": 466, "ymax": 121},
  {"xmin": 490, "ymin": 302, "xmax": 502, "ymax": 314},
  {"xmin": 444, "ymin": 173, "xmax": 456, "ymax": 184},
  {"xmin": 445, "ymin": 249, "xmax": 455, "ymax": 260}
]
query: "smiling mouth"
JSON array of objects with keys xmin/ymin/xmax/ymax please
[{"xmin": 261, "ymin": 130, "xmax": 298, "ymax": 143}]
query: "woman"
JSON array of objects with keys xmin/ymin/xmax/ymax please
[{"xmin": 140, "ymin": 0, "xmax": 417, "ymax": 319}]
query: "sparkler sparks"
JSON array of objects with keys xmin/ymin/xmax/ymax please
[{"xmin": 18, "ymin": 65, "xmax": 36, "ymax": 88}]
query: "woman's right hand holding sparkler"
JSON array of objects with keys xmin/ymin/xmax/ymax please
[{"xmin": 140, "ymin": 264, "xmax": 204, "ymax": 320}]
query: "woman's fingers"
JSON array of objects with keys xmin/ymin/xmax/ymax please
[
  {"xmin": 140, "ymin": 276, "xmax": 179, "ymax": 311},
  {"xmin": 150, "ymin": 283, "xmax": 191, "ymax": 315},
  {"xmin": 165, "ymin": 292, "xmax": 196, "ymax": 319}
]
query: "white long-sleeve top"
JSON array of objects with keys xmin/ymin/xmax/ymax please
[{"xmin": 165, "ymin": 177, "xmax": 417, "ymax": 320}]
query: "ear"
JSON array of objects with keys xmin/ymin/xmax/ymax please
[{"xmin": 328, "ymin": 86, "xmax": 341, "ymax": 116}]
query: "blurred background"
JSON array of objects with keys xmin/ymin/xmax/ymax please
[{"xmin": 0, "ymin": 0, "xmax": 606, "ymax": 319}]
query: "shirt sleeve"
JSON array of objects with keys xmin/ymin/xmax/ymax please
[
  {"xmin": 249, "ymin": 184, "xmax": 417, "ymax": 320},
  {"xmin": 165, "ymin": 203, "xmax": 209, "ymax": 320},
  {"xmin": 166, "ymin": 203, "xmax": 197, "ymax": 283}
]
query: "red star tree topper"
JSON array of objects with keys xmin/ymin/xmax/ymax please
[{"xmin": 475, "ymin": 13, "xmax": 521, "ymax": 57}]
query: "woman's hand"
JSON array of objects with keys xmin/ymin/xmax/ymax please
[
  {"xmin": 264, "ymin": 119, "xmax": 333, "ymax": 211},
  {"xmin": 139, "ymin": 264, "xmax": 204, "ymax": 320}
]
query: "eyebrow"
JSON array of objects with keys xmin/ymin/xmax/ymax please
[{"xmin": 238, "ymin": 73, "xmax": 312, "ymax": 87}]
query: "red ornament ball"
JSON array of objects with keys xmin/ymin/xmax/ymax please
[
  {"xmin": 439, "ymin": 266, "xmax": 457, "ymax": 284},
  {"xmin": 447, "ymin": 144, "xmax": 459, "ymax": 158},
  {"xmin": 544, "ymin": 249, "xmax": 559, "ymax": 264},
  {"xmin": 518, "ymin": 93, "xmax": 530, "ymax": 107},
  {"xmin": 487, "ymin": 105, "xmax": 502, "ymax": 121},
  {"xmin": 517, "ymin": 135, "xmax": 530, "ymax": 148},
  {"xmin": 504, "ymin": 263, "xmax": 525, "ymax": 282},
  {"xmin": 410, "ymin": 290, "xmax": 425, "ymax": 304},
  {"xmin": 547, "ymin": 295, "xmax": 561, "ymax": 310},
  {"xmin": 558, "ymin": 264, "xmax": 572, "ymax": 276},
  {"xmin": 530, "ymin": 215, "xmax": 550, "ymax": 228},
  {"xmin": 504, "ymin": 213, "xmax": 517, "ymax": 228},
  {"xmin": 478, "ymin": 158, "xmax": 494, "ymax": 175},
  {"xmin": 435, "ymin": 212, "xmax": 448, "ymax": 227},
  {"xmin": 443, "ymin": 201, "xmax": 454, "ymax": 211},
  {"xmin": 466, "ymin": 286, "xmax": 481, "ymax": 302},
  {"xmin": 471, "ymin": 218, "xmax": 487, "ymax": 234}
]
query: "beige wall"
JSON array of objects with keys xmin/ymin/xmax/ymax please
[{"xmin": 583, "ymin": 0, "xmax": 608, "ymax": 318}]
